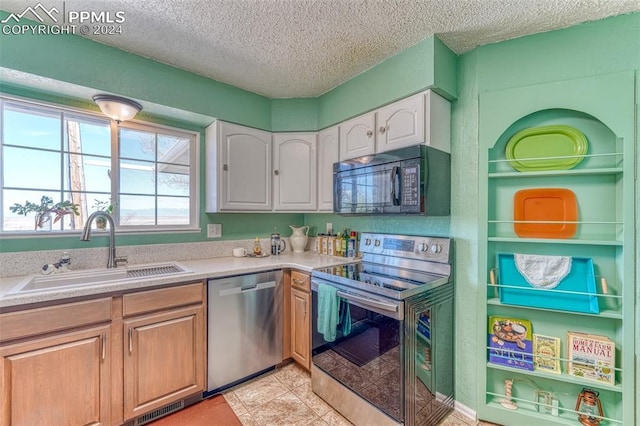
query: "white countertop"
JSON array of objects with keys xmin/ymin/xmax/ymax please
[{"xmin": 0, "ymin": 252, "xmax": 356, "ymax": 309}]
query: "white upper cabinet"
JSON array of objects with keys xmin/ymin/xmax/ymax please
[
  {"xmin": 339, "ymin": 113, "xmax": 375, "ymax": 160},
  {"xmin": 317, "ymin": 126, "xmax": 339, "ymax": 211},
  {"xmin": 338, "ymin": 90, "xmax": 451, "ymax": 161},
  {"xmin": 205, "ymin": 121, "xmax": 272, "ymax": 211},
  {"xmin": 273, "ymin": 133, "xmax": 317, "ymax": 211},
  {"xmin": 375, "ymin": 92, "xmax": 425, "ymax": 153}
]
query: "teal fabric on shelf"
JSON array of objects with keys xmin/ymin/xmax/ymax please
[{"xmin": 317, "ymin": 283, "xmax": 340, "ymax": 342}]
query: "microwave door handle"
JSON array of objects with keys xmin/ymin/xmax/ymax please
[{"xmin": 391, "ymin": 166, "xmax": 401, "ymax": 206}]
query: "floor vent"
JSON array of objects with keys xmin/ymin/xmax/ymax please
[{"xmin": 134, "ymin": 400, "xmax": 184, "ymax": 426}]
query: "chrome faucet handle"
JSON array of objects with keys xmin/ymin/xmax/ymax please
[{"xmin": 114, "ymin": 256, "xmax": 128, "ymax": 268}]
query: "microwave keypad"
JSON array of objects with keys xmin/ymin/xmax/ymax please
[{"xmin": 402, "ymin": 166, "xmax": 419, "ymax": 205}]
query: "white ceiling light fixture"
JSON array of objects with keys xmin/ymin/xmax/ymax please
[{"xmin": 93, "ymin": 94, "xmax": 142, "ymax": 122}]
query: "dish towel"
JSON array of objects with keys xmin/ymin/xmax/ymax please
[
  {"xmin": 317, "ymin": 283, "xmax": 340, "ymax": 342},
  {"xmin": 514, "ymin": 253, "xmax": 572, "ymax": 289},
  {"xmin": 338, "ymin": 298, "xmax": 352, "ymax": 337}
]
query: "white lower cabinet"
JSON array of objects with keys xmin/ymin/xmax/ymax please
[
  {"xmin": 273, "ymin": 133, "xmax": 318, "ymax": 211},
  {"xmin": 317, "ymin": 126, "xmax": 339, "ymax": 211}
]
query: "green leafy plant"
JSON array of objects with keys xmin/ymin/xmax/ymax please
[
  {"xmin": 9, "ymin": 196, "xmax": 79, "ymax": 230},
  {"xmin": 91, "ymin": 199, "xmax": 114, "ymax": 229}
]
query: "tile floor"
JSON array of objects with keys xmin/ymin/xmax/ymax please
[{"xmin": 221, "ymin": 362, "xmax": 499, "ymax": 426}]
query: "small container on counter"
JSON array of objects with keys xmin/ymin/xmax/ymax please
[{"xmin": 327, "ymin": 234, "xmax": 335, "ymax": 256}]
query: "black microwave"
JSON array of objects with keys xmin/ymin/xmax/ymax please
[{"xmin": 333, "ymin": 145, "xmax": 450, "ymax": 215}]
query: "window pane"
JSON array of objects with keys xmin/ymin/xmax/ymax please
[
  {"xmin": 64, "ymin": 154, "xmax": 112, "ymax": 193},
  {"xmin": 3, "ymin": 146, "xmax": 60, "ymax": 190},
  {"xmin": 120, "ymin": 128, "xmax": 155, "ymax": 161},
  {"xmin": 3, "ymin": 104, "xmax": 60, "ymax": 150},
  {"xmin": 3, "ymin": 189, "xmax": 67, "ymax": 231},
  {"xmin": 158, "ymin": 164, "xmax": 190, "ymax": 196},
  {"xmin": 120, "ymin": 194, "xmax": 155, "ymax": 226},
  {"xmin": 158, "ymin": 196, "xmax": 189, "ymax": 225},
  {"xmin": 120, "ymin": 159, "xmax": 155, "ymax": 195},
  {"xmin": 65, "ymin": 116, "xmax": 111, "ymax": 156},
  {"xmin": 158, "ymin": 135, "xmax": 190, "ymax": 165}
]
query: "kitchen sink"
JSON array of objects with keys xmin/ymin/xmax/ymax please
[{"xmin": 7, "ymin": 262, "xmax": 192, "ymax": 294}]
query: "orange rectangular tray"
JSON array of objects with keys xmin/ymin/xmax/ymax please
[{"xmin": 513, "ymin": 188, "xmax": 577, "ymax": 238}]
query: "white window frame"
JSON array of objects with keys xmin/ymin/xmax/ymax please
[{"xmin": 0, "ymin": 94, "xmax": 201, "ymax": 236}]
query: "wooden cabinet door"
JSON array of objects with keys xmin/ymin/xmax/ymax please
[
  {"xmin": 317, "ymin": 126, "xmax": 339, "ymax": 211},
  {"xmin": 339, "ymin": 113, "xmax": 375, "ymax": 160},
  {"xmin": 376, "ymin": 92, "xmax": 425, "ymax": 153},
  {"xmin": 273, "ymin": 133, "xmax": 317, "ymax": 211},
  {"xmin": 0, "ymin": 324, "xmax": 111, "ymax": 426},
  {"xmin": 291, "ymin": 287, "xmax": 311, "ymax": 370},
  {"xmin": 123, "ymin": 305, "xmax": 205, "ymax": 420},
  {"xmin": 208, "ymin": 121, "xmax": 272, "ymax": 211}
]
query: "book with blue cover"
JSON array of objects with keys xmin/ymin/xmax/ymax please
[{"xmin": 488, "ymin": 316, "xmax": 534, "ymax": 371}]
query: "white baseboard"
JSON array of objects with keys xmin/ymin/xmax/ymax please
[{"xmin": 454, "ymin": 400, "xmax": 477, "ymax": 422}]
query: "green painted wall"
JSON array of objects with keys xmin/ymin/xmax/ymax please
[
  {"xmin": 271, "ymin": 97, "xmax": 319, "ymax": 131},
  {"xmin": 316, "ymin": 36, "xmax": 457, "ymax": 129},
  {"xmin": 0, "ymin": 11, "xmax": 272, "ymax": 130}
]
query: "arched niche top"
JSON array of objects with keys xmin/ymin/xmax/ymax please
[
  {"xmin": 479, "ymin": 71, "xmax": 634, "ymax": 150},
  {"xmin": 489, "ymin": 108, "xmax": 621, "ymax": 173}
]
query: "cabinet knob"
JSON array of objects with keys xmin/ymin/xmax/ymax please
[
  {"xmin": 379, "ymin": 126, "xmax": 387, "ymax": 134},
  {"xmin": 223, "ymin": 164, "xmax": 228, "ymax": 172},
  {"xmin": 366, "ymin": 130, "xmax": 373, "ymax": 137},
  {"xmin": 274, "ymin": 169, "xmax": 279, "ymax": 176}
]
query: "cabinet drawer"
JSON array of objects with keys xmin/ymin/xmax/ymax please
[
  {"xmin": 291, "ymin": 271, "xmax": 310, "ymax": 292},
  {"xmin": 123, "ymin": 282, "xmax": 204, "ymax": 317},
  {"xmin": 0, "ymin": 298, "xmax": 112, "ymax": 343}
]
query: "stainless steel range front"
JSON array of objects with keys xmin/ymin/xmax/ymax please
[{"xmin": 311, "ymin": 233, "xmax": 454, "ymax": 426}]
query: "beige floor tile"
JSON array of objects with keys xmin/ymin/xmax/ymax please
[
  {"xmin": 236, "ymin": 412, "xmax": 259, "ymax": 426},
  {"xmin": 292, "ymin": 381, "xmax": 333, "ymax": 417},
  {"xmin": 233, "ymin": 374, "xmax": 290, "ymax": 408},
  {"xmin": 248, "ymin": 392, "xmax": 319, "ymax": 426},
  {"xmin": 438, "ymin": 411, "xmax": 477, "ymax": 426},
  {"xmin": 274, "ymin": 363, "xmax": 312, "ymax": 390},
  {"xmin": 320, "ymin": 409, "xmax": 353, "ymax": 426},
  {"xmin": 224, "ymin": 391, "xmax": 249, "ymax": 416}
]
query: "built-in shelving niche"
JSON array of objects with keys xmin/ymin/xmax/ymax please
[{"xmin": 477, "ymin": 71, "xmax": 635, "ymax": 426}]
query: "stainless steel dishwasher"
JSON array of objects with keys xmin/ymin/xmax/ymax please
[{"xmin": 206, "ymin": 270, "xmax": 283, "ymax": 395}]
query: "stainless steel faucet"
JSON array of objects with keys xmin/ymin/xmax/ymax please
[{"xmin": 81, "ymin": 211, "xmax": 119, "ymax": 268}]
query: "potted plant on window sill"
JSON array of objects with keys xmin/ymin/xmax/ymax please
[
  {"xmin": 92, "ymin": 199, "xmax": 113, "ymax": 230},
  {"xmin": 9, "ymin": 196, "xmax": 80, "ymax": 231}
]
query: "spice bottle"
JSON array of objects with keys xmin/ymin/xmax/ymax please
[
  {"xmin": 327, "ymin": 234, "xmax": 335, "ymax": 256},
  {"xmin": 253, "ymin": 237, "xmax": 262, "ymax": 256}
]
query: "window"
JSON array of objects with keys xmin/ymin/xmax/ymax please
[{"xmin": 1, "ymin": 97, "xmax": 199, "ymax": 234}]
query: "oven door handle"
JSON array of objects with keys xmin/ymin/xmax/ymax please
[{"xmin": 336, "ymin": 290, "xmax": 399, "ymax": 313}]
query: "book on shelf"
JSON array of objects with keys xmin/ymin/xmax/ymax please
[
  {"xmin": 488, "ymin": 316, "xmax": 533, "ymax": 371},
  {"xmin": 566, "ymin": 331, "xmax": 615, "ymax": 385},
  {"xmin": 532, "ymin": 334, "xmax": 561, "ymax": 374}
]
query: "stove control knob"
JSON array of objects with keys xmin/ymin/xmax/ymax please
[
  {"xmin": 365, "ymin": 238, "xmax": 372, "ymax": 246},
  {"xmin": 374, "ymin": 239, "xmax": 381, "ymax": 247},
  {"xmin": 419, "ymin": 243, "xmax": 428, "ymax": 252},
  {"xmin": 430, "ymin": 244, "xmax": 442, "ymax": 254}
]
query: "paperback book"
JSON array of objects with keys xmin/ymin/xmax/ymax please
[
  {"xmin": 488, "ymin": 316, "xmax": 533, "ymax": 371},
  {"xmin": 566, "ymin": 331, "xmax": 615, "ymax": 385},
  {"xmin": 532, "ymin": 334, "xmax": 561, "ymax": 374}
]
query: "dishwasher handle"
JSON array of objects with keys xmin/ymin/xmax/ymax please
[{"xmin": 218, "ymin": 280, "xmax": 276, "ymax": 297}]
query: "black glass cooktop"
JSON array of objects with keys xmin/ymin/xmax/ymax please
[{"xmin": 312, "ymin": 262, "xmax": 449, "ymax": 300}]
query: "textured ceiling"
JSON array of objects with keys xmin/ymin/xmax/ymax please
[{"xmin": 2, "ymin": 0, "xmax": 639, "ymax": 98}]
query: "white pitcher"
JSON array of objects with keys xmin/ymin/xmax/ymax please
[{"xmin": 289, "ymin": 225, "xmax": 309, "ymax": 253}]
